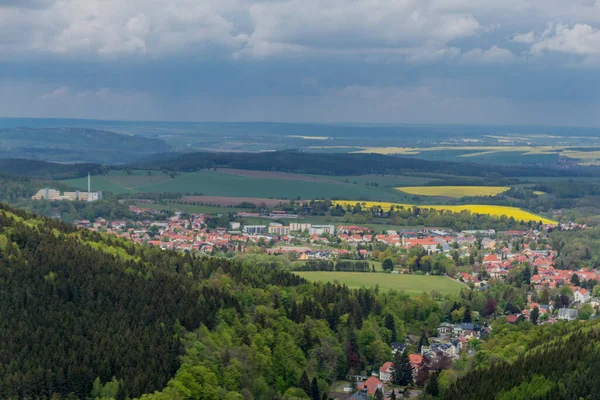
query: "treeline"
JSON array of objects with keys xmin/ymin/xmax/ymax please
[
  {"xmin": 126, "ymin": 150, "xmax": 595, "ymax": 178},
  {"xmin": 0, "ymin": 158, "xmax": 104, "ymax": 180},
  {"xmin": 443, "ymin": 320, "xmax": 600, "ymax": 399},
  {"xmin": 294, "ymin": 259, "xmax": 371, "ymax": 272},
  {"xmin": 333, "ymin": 202, "xmax": 542, "ymax": 231}
]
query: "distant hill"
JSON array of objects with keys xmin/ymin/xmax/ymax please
[
  {"xmin": 129, "ymin": 150, "xmax": 598, "ymax": 178},
  {"xmin": 0, "ymin": 127, "xmax": 170, "ymax": 164},
  {"xmin": 0, "ymin": 158, "xmax": 103, "ymax": 180}
]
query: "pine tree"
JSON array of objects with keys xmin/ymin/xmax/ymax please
[
  {"xmin": 531, "ymin": 306, "xmax": 540, "ymax": 325},
  {"xmin": 425, "ymin": 371, "xmax": 439, "ymax": 397},
  {"xmin": 417, "ymin": 332, "xmax": 429, "ymax": 353},
  {"xmin": 385, "ymin": 314, "xmax": 397, "ymax": 342},
  {"xmin": 463, "ymin": 305, "xmax": 472, "ymax": 323},
  {"xmin": 311, "ymin": 377, "xmax": 320, "ymax": 400},
  {"xmin": 299, "ymin": 371, "xmax": 310, "ymax": 396},
  {"xmin": 374, "ymin": 387, "xmax": 384, "ymax": 400},
  {"xmin": 390, "ymin": 389, "xmax": 397, "ymax": 400},
  {"xmin": 394, "ymin": 349, "xmax": 413, "ymax": 386}
]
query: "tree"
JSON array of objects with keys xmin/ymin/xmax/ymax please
[
  {"xmin": 374, "ymin": 388, "xmax": 384, "ymax": 400},
  {"xmin": 385, "ymin": 314, "xmax": 397, "ymax": 343},
  {"xmin": 531, "ymin": 307, "xmax": 540, "ymax": 325},
  {"xmin": 417, "ymin": 332, "xmax": 429, "ymax": 353},
  {"xmin": 310, "ymin": 377, "xmax": 320, "ymax": 400},
  {"xmin": 463, "ymin": 305, "xmax": 472, "ymax": 323},
  {"xmin": 299, "ymin": 371, "xmax": 310, "ymax": 396},
  {"xmin": 425, "ymin": 371, "xmax": 439, "ymax": 397},
  {"xmin": 390, "ymin": 389, "xmax": 397, "ymax": 400},
  {"xmin": 571, "ymin": 273, "xmax": 580, "ymax": 286},
  {"xmin": 393, "ymin": 350, "xmax": 413, "ymax": 386},
  {"xmin": 521, "ymin": 265, "xmax": 531, "ymax": 285},
  {"xmin": 483, "ymin": 298, "xmax": 497, "ymax": 317},
  {"xmin": 383, "ymin": 258, "xmax": 394, "ymax": 272}
]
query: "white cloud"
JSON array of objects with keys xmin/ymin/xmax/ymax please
[
  {"xmin": 462, "ymin": 46, "xmax": 515, "ymax": 63},
  {"xmin": 512, "ymin": 31, "xmax": 536, "ymax": 44},
  {"xmin": 531, "ymin": 23, "xmax": 600, "ymax": 55}
]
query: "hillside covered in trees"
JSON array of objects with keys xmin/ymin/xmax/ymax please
[
  {"xmin": 129, "ymin": 151, "xmax": 597, "ymax": 178},
  {"xmin": 0, "ymin": 203, "xmax": 441, "ymax": 399}
]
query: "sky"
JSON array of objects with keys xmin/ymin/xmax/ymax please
[{"xmin": 2, "ymin": 0, "xmax": 600, "ymax": 125}]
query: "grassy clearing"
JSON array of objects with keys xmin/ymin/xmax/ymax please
[
  {"xmin": 332, "ymin": 200, "xmax": 556, "ymax": 224},
  {"xmin": 396, "ymin": 186, "xmax": 510, "ymax": 198},
  {"xmin": 295, "ymin": 271, "xmax": 464, "ymax": 296}
]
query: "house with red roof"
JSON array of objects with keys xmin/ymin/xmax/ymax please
[
  {"xmin": 575, "ymin": 288, "xmax": 591, "ymax": 303},
  {"xmin": 379, "ymin": 361, "xmax": 394, "ymax": 382},
  {"xmin": 409, "ymin": 354, "xmax": 423, "ymax": 377},
  {"xmin": 358, "ymin": 377, "xmax": 384, "ymax": 395}
]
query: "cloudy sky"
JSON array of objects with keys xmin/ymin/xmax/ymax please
[{"xmin": 2, "ymin": 0, "xmax": 600, "ymax": 125}]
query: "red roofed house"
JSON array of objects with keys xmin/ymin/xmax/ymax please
[
  {"xmin": 506, "ymin": 315, "xmax": 519, "ymax": 324},
  {"xmin": 575, "ymin": 288, "xmax": 591, "ymax": 303},
  {"xmin": 379, "ymin": 361, "xmax": 393, "ymax": 382},
  {"xmin": 409, "ymin": 354, "xmax": 423, "ymax": 377},
  {"xmin": 358, "ymin": 377, "xmax": 384, "ymax": 395},
  {"xmin": 483, "ymin": 254, "xmax": 502, "ymax": 265}
]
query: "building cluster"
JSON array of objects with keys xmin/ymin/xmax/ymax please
[
  {"xmin": 348, "ymin": 321, "xmax": 490, "ymax": 398},
  {"xmin": 31, "ymin": 174, "xmax": 102, "ymax": 202},
  {"xmin": 32, "ymin": 188, "xmax": 102, "ymax": 202}
]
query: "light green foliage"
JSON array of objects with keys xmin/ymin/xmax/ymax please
[
  {"xmin": 90, "ymin": 377, "xmax": 121, "ymax": 400},
  {"xmin": 495, "ymin": 375, "xmax": 554, "ymax": 400}
]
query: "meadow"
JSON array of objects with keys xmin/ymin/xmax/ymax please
[
  {"xmin": 332, "ymin": 200, "xmax": 557, "ymax": 224},
  {"xmin": 62, "ymin": 169, "xmax": 421, "ymax": 201},
  {"xmin": 396, "ymin": 186, "xmax": 510, "ymax": 198},
  {"xmin": 295, "ymin": 271, "xmax": 464, "ymax": 296}
]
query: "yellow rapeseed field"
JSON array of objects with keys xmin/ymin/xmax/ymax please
[
  {"xmin": 396, "ymin": 186, "xmax": 509, "ymax": 198},
  {"xmin": 332, "ymin": 200, "xmax": 557, "ymax": 225}
]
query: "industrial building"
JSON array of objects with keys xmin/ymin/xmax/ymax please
[{"xmin": 31, "ymin": 173, "xmax": 102, "ymax": 202}]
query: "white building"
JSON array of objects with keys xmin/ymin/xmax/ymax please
[
  {"xmin": 310, "ymin": 225, "xmax": 335, "ymax": 235},
  {"xmin": 243, "ymin": 225, "xmax": 266, "ymax": 235},
  {"xmin": 574, "ymin": 288, "xmax": 591, "ymax": 303},
  {"xmin": 289, "ymin": 223, "xmax": 312, "ymax": 232}
]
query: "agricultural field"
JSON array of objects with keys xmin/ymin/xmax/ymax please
[
  {"xmin": 295, "ymin": 271, "xmax": 464, "ymax": 296},
  {"xmin": 333, "ymin": 200, "xmax": 557, "ymax": 224},
  {"xmin": 61, "ymin": 169, "xmax": 413, "ymax": 201},
  {"xmin": 396, "ymin": 186, "xmax": 509, "ymax": 198},
  {"xmin": 352, "ymin": 145, "xmax": 600, "ymax": 165}
]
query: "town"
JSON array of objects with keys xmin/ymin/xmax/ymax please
[{"xmin": 73, "ymin": 204, "xmax": 597, "ymax": 398}]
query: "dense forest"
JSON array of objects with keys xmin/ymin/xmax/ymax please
[
  {"xmin": 0, "ymin": 203, "xmax": 443, "ymax": 400},
  {"xmin": 128, "ymin": 151, "xmax": 597, "ymax": 178},
  {"xmin": 443, "ymin": 320, "xmax": 600, "ymax": 399},
  {"xmin": 0, "ymin": 159, "xmax": 103, "ymax": 180}
]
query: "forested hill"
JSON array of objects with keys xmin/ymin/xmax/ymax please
[
  {"xmin": 129, "ymin": 151, "xmax": 596, "ymax": 178},
  {"xmin": 0, "ymin": 127, "xmax": 169, "ymax": 164},
  {"xmin": 0, "ymin": 159, "xmax": 103, "ymax": 180},
  {"xmin": 0, "ymin": 203, "xmax": 443, "ymax": 400},
  {"xmin": 443, "ymin": 320, "xmax": 600, "ymax": 400}
]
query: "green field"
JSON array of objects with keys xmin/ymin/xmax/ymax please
[
  {"xmin": 295, "ymin": 271, "xmax": 464, "ymax": 296},
  {"xmin": 62, "ymin": 170, "xmax": 417, "ymax": 201}
]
